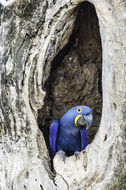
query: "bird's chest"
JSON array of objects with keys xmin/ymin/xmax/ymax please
[
  {"xmin": 57, "ymin": 125, "xmax": 81, "ymax": 153},
  {"xmin": 64, "ymin": 128, "xmax": 78, "ymax": 136},
  {"xmin": 59, "ymin": 125, "xmax": 80, "ymax": 137}
]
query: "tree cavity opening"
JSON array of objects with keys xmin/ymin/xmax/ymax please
[{"xmin": 38, "ymin": 1, "xmax": 102, "ymax": 154}]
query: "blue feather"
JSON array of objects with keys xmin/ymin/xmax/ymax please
[
  {"xmin": 49, "ymin": 120, "xmax": 59, "ymax": 157},
  {"xmin": 80, "ymin": 128, "xmax": 88, "ymax": 151}
]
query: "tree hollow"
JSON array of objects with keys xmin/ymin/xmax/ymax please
[{"xmin": 38, "ymin": 1, "xmax": 102, "ymax": 154}]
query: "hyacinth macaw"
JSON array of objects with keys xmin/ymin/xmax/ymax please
[{"xmin": 49, "ymin": 106, "xmax": 93, "ymax": 161}]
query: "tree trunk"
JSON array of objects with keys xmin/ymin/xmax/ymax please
[{"xmin": 0, "ymin": 0, "xmax": 125, "ymax": 190}]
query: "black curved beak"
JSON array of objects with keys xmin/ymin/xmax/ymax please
[{"xmin": 76, "ymin": 115, "xmax": 87, "ymax": 128}]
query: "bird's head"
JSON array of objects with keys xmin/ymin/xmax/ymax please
[{"xmin": 61, "ymin": 105, "xmax": 93, "ymax": 130}]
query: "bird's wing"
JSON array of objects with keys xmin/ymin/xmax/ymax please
[
  {"xmin": 49, "ymin": 120, "xmax": 59, "ymax": 157},
  {"xmin": 80, "ymin": 128, "xmax": 88, "ymax": 151}
]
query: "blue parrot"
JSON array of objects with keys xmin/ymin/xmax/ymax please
[{"xmin": 49, "ymin": 106, "xmax": 93, "ymax": 161}]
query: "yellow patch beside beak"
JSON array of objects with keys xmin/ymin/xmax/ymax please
[{"xmin": 75, "ymin": 115, "xmax": 82, "ymax": 126}]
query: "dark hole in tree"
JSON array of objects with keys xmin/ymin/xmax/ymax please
[
  {"xmin": 104, "ymin": 134, "xmax": 107, "ymax": 141},
  {"xmin": 38, "ymin": 1, "xmax": 102, "ymax": 157}
]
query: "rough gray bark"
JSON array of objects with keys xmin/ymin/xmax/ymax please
[{"xmin": 0, "ymin": 0, "xmax": 126, "ymax": 190}]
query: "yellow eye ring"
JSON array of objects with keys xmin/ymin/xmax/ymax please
[{"xmin": 76, "ymin": 107, "xmax": 82, "ymax": 113}]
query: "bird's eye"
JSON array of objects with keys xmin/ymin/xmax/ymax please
[{"xmin": 76, "ymin": 108, "xmax": 82, "ymax": 113}]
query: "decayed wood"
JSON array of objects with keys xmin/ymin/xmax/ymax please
[{"xmin": 0, "ymin": 0, "xmax": 125, "ymax": 189}]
